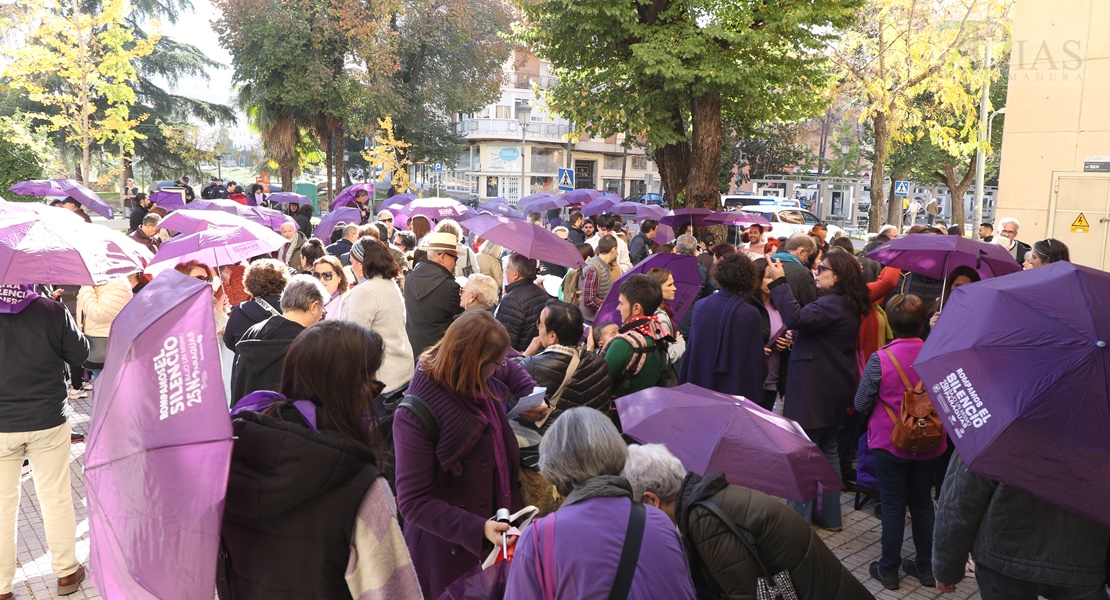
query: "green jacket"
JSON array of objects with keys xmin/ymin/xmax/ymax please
[{"xmin": 603, "ymin": 335, "xmax": 664, "ymax": 397}]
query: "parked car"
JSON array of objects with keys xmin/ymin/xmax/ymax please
[
  {"xmin": 624, "ymin": 192, "xmax": 666, "ymax": 206},
  {"xmin": 739, "ymin": 204, "xmax": 846, "ymax": 242}
]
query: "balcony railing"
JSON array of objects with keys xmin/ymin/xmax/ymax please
[
  {"xmin": 504, "ymin": 73, "xmax": 559, "ymax": 90},
  {"xmin": 456, "ymin": 118, "xmax": 570, "ymax": 141}
]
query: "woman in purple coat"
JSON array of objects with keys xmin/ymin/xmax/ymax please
[
  {"xmin": 767, "ymin": 249, "xmax": 870, "ymax": 531},
  {"xmin": 505, "ymin": 407, "xmax": 696, "ymax": 599},
  {"xmin": 393, "ymin": 310, "xmax": 531, "ymax": 598}
]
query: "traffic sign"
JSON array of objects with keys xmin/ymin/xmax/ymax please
[
  {"xmin": 558, "ymin": 168, "xmax": 575, "ymax": 191},
  {"xmin": 894, "ymin": 180, "xmax": 911, "ymax": 197},
  {"xmin": 433, "ymin": 162, "xmax": 443, "ymax": 172}
]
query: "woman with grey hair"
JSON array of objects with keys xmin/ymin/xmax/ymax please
[
  {"xmin": 504, "ymin": 408, "xmax": 696, "ymax": 599},
  {"xmin": 621, "ymin": 444, "xmax": 873, "ymax": 600},
  {"xmin": 460, "ymin": 273, "xmax": 499, "ymax": 311}
]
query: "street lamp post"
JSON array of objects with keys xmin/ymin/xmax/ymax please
[{"xmin": 517, "ymin": 100, "xmax": 532, "ymax": 202}]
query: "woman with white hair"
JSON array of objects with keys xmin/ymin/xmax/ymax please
[
  {"xmin": 621, "ymin": 444, "xmax": 873, "ymax": 600},
  {"xmin": 504, "ymin": 408, "xmax": 696, "ymax": 599}
]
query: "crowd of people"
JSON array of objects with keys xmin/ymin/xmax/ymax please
[{"xmin": 2, "ymin": 192, "xmax": 1106, "ymax": 600}]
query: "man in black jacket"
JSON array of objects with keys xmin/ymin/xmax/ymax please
[
  {"xmin": 566, "ymin": 211, "xmax": 587, "ymax": 245},
  {"xmin": 403, "ymin": 232, "xmax": 464, "ymax": 359},
  {"xmin": 326, "ymin": 224, "xmax": 358, "ymax": 264},
  {"xmin": 629, "ymin": 219, "xmax": 658, "ymax": 265},
  {"xmin": 770, "ymin": 233, "xmax": 818, "ymax": 307},
  {"xmin": 495, "ymin": 253, "xmax": 552, "ymax": 352},
  {"xmin": 231, "ymin": 275, "xmax": 326, "ymax": 402},
  {"xmin": 0, "ymin": 284, "xmax": 90, "ymax": 596},
  {"xmin": 518, "ymin": 300, "xmax": 612, "ymax": 420}
]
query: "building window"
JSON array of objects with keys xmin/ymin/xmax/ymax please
[
  {"xmin": 603, "ymin": 179, "xmax": 623, "ymax": 195},
  {"xmin": 630, "ymin": 155, "xmax": 648, "ymax": 171},
  {"xmin": 495, "ymin": 105, "xmax": 512, "ymax": 119},
  {"xmin": 530, "ymin": 147, "xmax": 565, "ymax": 173},
  {"xmin": 604, "ymin": 155, "xmax": 624, "ymax": 170},
  {"xmin": 458, "ymin": 147, "xmax": 471, "ymax": 170},
  {"xmin": 486, "ymin": 176, "xmax": 499, "ymax": 198},
  {"xmin": 629, "ymin": 180, "xmax": 646, "ymax": 196}
]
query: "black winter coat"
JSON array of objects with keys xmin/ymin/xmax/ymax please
[
  {"xmin": 495, "ymin": 278, "xmax": 551, "ymax": 351},
  {"xmin": 231, "ymin": 316, "xmax": 304, "ymax": 402},
  {"xmin": 677, "ymin": 472, "xmax": 873, "ymax": 600},
  {"xmin": 223, "ymin": 409, "xmax": 382, "ymax": 599},
  {"xmin": 403, "ymin": 260, "xmax": 463, "ymax": 358},
  {"xmin": 517, "ymin": 347, "xmax": 612, "ymax": 419},
  {"xmin": 223, "ymin": 296, "xmax": 282, "ymax": 351}
]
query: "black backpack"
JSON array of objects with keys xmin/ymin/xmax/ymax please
[{"xmin": 379, "ymin": 392, "xmax": 439, "ymax": 446}]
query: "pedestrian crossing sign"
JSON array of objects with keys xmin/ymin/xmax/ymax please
[
  {"xmin": 894, "ymin": 181, "xmax": 911, "ymax": 197},
  {"xmin": 1071, "ymin": 213, "xmax": 1090, "ymax": 233},
  {"xmin": 558, "ymin": 168, "xmax": 575, "ymax": 191}
]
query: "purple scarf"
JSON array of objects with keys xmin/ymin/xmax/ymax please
[{"xmin": 0, "ymin": 285, "xmax": 40, "ymax": 314}]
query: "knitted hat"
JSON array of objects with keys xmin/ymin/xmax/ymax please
[{"xmin": 350, "ymin": 239, "xmax": 367, "ymax": 262}]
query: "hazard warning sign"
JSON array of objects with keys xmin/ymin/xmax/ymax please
[{"xmin": 1071, "ymin": 213, "xmax": 1090, "ymax": 233}]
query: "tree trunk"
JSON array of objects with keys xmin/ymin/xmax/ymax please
[
  {"xmin": 687, "ymin": 92, "xmax": 723, "ymax": 211},
  {"xmin": 654, "ymin": 143, "xmax": 689, "ymax": 207},
  {"xmin": 868, "ymin": 112, "xmax": 889, "ymax": 232},
  {"xmin": 122, "ymin": 153, "xmax": 134, "ymax": 187},
  {"xmin": 944, "ymin": 154, "xmax": 977, "ymax": 232}
]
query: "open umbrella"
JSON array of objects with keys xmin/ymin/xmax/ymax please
[
  {"xmin": 866, "ymin": 234, "xmax": 1021, "ymax": 303},
  {"xmin": 400, "ymin": 197, "xmax": 476, "ymax": 221},
  {"xmin": 634, "ymin": 204, "xmax": 667, "ymax": 221},
  {"xmin": 0, "ymin": 197, "xmax": 87, "ymax": 226},
  {"xmin": 0, "ymin": 212, "xmax": 150, "ymax": 285},
  {"xmin": 186, "ymin": 199, "xmax": 296, "ymax": 232},
  {"xmin": 611, "ymin": 201, "xmax": 644, "ymax": 216},
  {"xmin": 313, "ymin": 206, "xmax": 363, "ymax": 239},
  {"xmin": 330, "ymin": 183, "xmax": 376, "ymax": 209},
  {"xmin": 616, "ymin": 383, "xmax": 843, "ymax": 502},
  {"xmin": 659, "ymin": 207, "xmax": 716, "ymax": 229},
  {"xmin": 581, "ymin": 196, "xmax": 618, "ymax": 217},
  {"xmin": 561, "ymin": 189, "xmax": 604, "ymax": 207},
  {"xmin": 652, "ymin": 223, "xmax": 676, "ymax": 244},
  {"xmin": 913, "ymin": 262, "xmax": 1110, "ymax": 527},
  {"xmin": 478, "ymin": 197, "xmax": 511, "ymax": 212},
  {"xmin": 265, "ymin": 192, "xmax": 309, "ymax": 208},
  {"xmin": 518, "ymin": 193, "xmax": 566, "ymax": 214},
  {"xmin": 146, "ymin": 225, "xmax": 287, "ymax": 275},
  {"xmin": 86, "ymin": 270, "xmax": 233, "ymax": 599},
  {"xmin": 703, "ymin": 211, "xmax": 772, "ymax": 228},
  {"xmin": 9, "ymin": 178, "xmax": 115, "ymax": 219},
  {"xmin": 148, "ymin": 189, "xmax": 187, "ymax": 213},
  {"xmin": 590, "ymin": 254, "xmax": 700, "ymax": 326},
  {"xmin": 159, "ymin": 209, "xmax": 289, "ymax": 240},
  {"xmin": 458, "ymin": 214, "xmax": 584, "ymax": 268}
]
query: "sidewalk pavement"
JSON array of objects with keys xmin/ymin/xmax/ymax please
[{"xmin": 10, "ymin": 388, "xmax": 982, "ymax": 599}]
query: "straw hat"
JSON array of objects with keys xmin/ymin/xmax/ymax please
[{"xmin": 425, "ymin": 232, "xmax": 459, "ymax": 256}]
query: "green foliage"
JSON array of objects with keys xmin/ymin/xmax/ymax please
[
  {"xmin": 0, "ymin": 113, "xmax": 55, "ymax": 197},
  {"xmin": 734, "ymin": 122, "xmax": 810, "ymax": 184}
]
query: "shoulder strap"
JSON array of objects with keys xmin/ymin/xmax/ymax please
[
  {"xmin": 882, "ymin": 348, "xmax": 914, "ymax": 391},
  {"xmin": 253, "ymin": 297, "xmax": 281, "ymax": 318},
  {"xmin": 547, "ymin": 351, "xmax": 581, "ymax": 409},
  {"xmin": 693, "ymin": 500, "xmax": 770, "ymax": 578},
  {"xmin": 609, "ymin": 502, "xmax": 646, "ymax": 600},
  {"xmin": 398, "ymin": 394, "xmax": 440, "ymax": 443}
]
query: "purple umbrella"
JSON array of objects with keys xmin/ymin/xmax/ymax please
[
  {"xmin": 458, "ymin": 214, "xmax": 584, "ymax": 268},
  {"xmin": 703, "ymin": 211, "xmax": 772, "ymax": 228},
  {"xmin": 186, "ymin": 198, "xmax": 296, "ymax": 232},
  {"xmin": 616, "ymin": 383, "xmax": 844, "ymax": 502},
  {"xmin": 400, "ymin": 197, "xmax": 476, "ymax": 221},
  {"xmin": 611, "ymin": 201, "xmax": 644, "ymax": 215},
  {"xmin": 484, "ymin": 204, "xmax": 524, "ymax": 220},
  {"xmin": 313, "ymin": 206, "xmax": 363, "ymax": 239},
  {"xmin": 659, "ymin": 207, "xmax": 716, "ymax": 228},
  {"xmin": 518, "ymin": 193, "xmax": 567, "ymax": 214},
  {"xmin": 148, "ymin": 189, "xmax": 187, "ymax": 213},
  {"xmin": 634, "ymin": 204, "xmax": 667, "ymax": 222},
  {"xmin": 159, "ymin": 209, "xmax": 288, "ymax": 240},
  {"xmin": 581, "ymin": 196, "xmax": 618, "ymax": 217},
  {"xmin": 561, "ymin": 189, "xmax": 604, "ymax": 206},
  {"xmin": 653, "ymin": 223, "xmax": 675, "ymax": 244},
  {"xmin": 9, "ymin": 178, "xmax": 115, "ymax": 219},
  {"xmin": 0, "ymin": 197, "xmax": 87, "ymax": 226},
  {"xmin": 914, "ymin": 262, "xmax": 1110, "ymax": 527},
  {"xmin": 266, "ymin": 192, "xmax": 309, "ymax": 208},
  {"xmin": 477, "ymin": 197, "xmax": 510, "ymax": 212},
  {"xmin": 331, "ymin": 183, "xmax": 377, "ymax": 209},
  {"xmin": 592, "ymin": 254, "xmax": 700, "ymax": 326},
  {"xmin": 866, "ymin": 234, "xmax": 1022, "ymax": 298},
  {"xmin": 146, "ymin": 225, "xmax": 287, "ymax": 275},
  {"xmin": 0, "ymin": 212, "xmax": 150, "ymax": 285},
  {"xmin": 86, "ymin": 270, "xmax": 233, "ymax": 599}
]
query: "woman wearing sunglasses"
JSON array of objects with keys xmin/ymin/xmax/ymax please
[{"xmin": 311, "ymin": 255, "xmax": 350, "ymax": 319}]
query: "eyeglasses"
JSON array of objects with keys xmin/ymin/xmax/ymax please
[
  {"xmin": 486, "ymin": 357, "xmax": 507, "ymax": 368},
  {"xmin": 312, "ymin": 270, "xmax": 335, "ymax": 282},
  {"xmin": 380, "ymin": 217, "xmax": 393, "ymax": 223},
  {"xmin": 816, "ymin": 264, "xmax": 834, "ymax": 275},
  {"xmin": 194, "ymin": 275, "xmax": 213, "ymax": 283}
]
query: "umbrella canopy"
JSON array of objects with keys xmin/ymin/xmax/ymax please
[
  {"xmin": 611, "ymin": 201, "xmax": 645, "ymax": 216},
  {"xmin": 591, "ymin": 254, "xmax": 701, "ymax": 326},
  {"xmin": 581, "ymin": 196, "xmax": 618, "ymax": 217},
  {"xmin": 266, "ymin": 192, "xmax": 309, "ymax": 207},
  {"xmin": 652, "ymin": 223, "xmax": 675, "ymax": 244},
  {"xmin": 86, "ymin": 270, "xmax": 233, "ymax": 599},
  {"xmin": 616, "ymin": 383, "xmax": 843, "ymax": 502},
  {"xmin": 313, "ymin": 206, "xmax": 363, "ymax": 239},
  {"xmin": 0, "ymin": 212, "xmax": 150, "ymax": 285},
  {"xmin": 866, "ymin": 234, "xmax": 1022, "ymax": 284},
  {"xmin": 186, "ymin": 199, "xmax": 296, "ymax": 232},
  {"xmin": 400, "ymin": 197, "xmax": 476, "ymax": 221},
  {"xmin": 146, "ymin": 225, "xmax": 287, "ymax": 275},
  {"xmin": 518, "ymin": 193, "xmax": 567, "ymax": 214},
  {"xmin": 459, "ymin": 214, "xmax": 585, "ymax": 268},
  {"xmin": 477, "ymin": 197, "xmax": 511, "ymax": 212},
  {"xmin": 659, "ymin": 207, "xmax": 716, "ymax": 229},
  {"xmin": 330, "ymin": 183, "xmax": 376, "ymax": 209},
  {"xmin": 914, "ymin": 262, "xmax": 1110, "ymax": 527},
  {"xmin": 0, "ymin": 197, "xmax": 87, "ymax": 226},
  {"xmin": 634, "ymin": 204, "xmax": 667, "ymax": 221},
  {"xmin": 477, "ymin": 198, "xmax": 523, "ymax": 220},
  {"xmin": 9, "ymin": 178, "xmax": 115, "ymax": 219},
  {"xmin": 703, "ymin": 211, "xmax": 772, "ymax": 228},
  {"xmin": 561, "ymin": 189, "xmax": 604, "ymax": 206},
  {"xmin": 148, "ymin": 189, "xmax": 187, "ymax": 213},
  {"xmin": 159, "ymin": 210, "xmax": 289, "ymax": 241}
]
